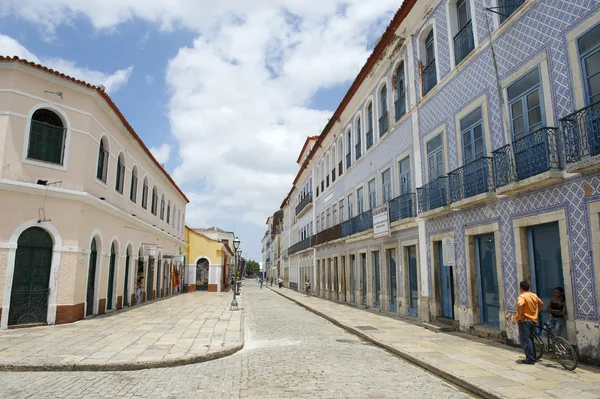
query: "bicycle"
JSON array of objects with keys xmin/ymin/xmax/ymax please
[{"xmin": 533, "ymin": 322, "xmax": 578, "ymax": 370}]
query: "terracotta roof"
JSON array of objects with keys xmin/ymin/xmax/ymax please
[
  {"xmin": 295, "ymin": 136, "xmax": 319, "ymax": 164},
  {"xmin": 0, "ymin": 56, "xmax": 190, "ymax": 203}
]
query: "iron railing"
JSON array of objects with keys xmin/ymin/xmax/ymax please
[
  {"xmin": 356, "ymin": 142, "xmax": 362, "ymax": 159},
  {"xmin": 389, "ymin": 193, "xmax": 416, "ymax": 222},
  {"xmin": 338, "ymin": 161, "xmax": 343, "ymax": 176},
  {"xmin": 493, "ymin": 127, "xmax": 561, "ymax": 188},
  {"xmin": 417, "ymin": 176, "xmax": 449, "ymax": 213},
  {"xmin": 498, "ymin": 0, "xmax": 525, "ymax": 23},
  {"xmin": 560, "ymin": 101, "xmax": 600, "ymax": 164},
  {"xmin": 295, "ymin": 192, "xmax": 313, "ymax": 216},
  {"xmin": 448, "ymin": 157, "xmax": 494, "ymax": 202},
  {"xmin": 314, "ymin": 223, "xmax": 342, "ymax": 245},
  {"xmin": 367, "ymin": 128, "xmax": 373, "ymax": 149},
  {"xmin": 454, "ymin": 20, "xmax": 474, "ymax": 66},
  {"xmin": 346, "ymin": 153, "xmax": 351, "ymax": 168},
  {"xmin": 395, "ymin": 94, "xmax": 406, "ymax": 121},
  {"xmin": 379, "ymin": 112, "xmax": 389, "ymax": 135},
  {"xmin": 341, "ymin": 210, "xmax": 373, "ymax": 237},
  {"xmin": 422, "ymin": 59, "xmax": 437, "ymax": 95},
  {"xmin": 288, "ymin": 236, "xmax": 314, "ymax": 255}
]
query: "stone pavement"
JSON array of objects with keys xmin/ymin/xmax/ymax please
[
  {"xmin": 0, "ymin": 292, "xmax": 243, "ymax": 371},
  {"xmin": 271, "ymin": 287, "xmax": 600, "ymax": 399}
]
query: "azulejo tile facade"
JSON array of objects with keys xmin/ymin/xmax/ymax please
[{"xmin": 272, "ymin": 0, "xmax": 600, "ymax": 365}]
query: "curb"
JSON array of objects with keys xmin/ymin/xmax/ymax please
[
  {"xmin": 0, "ymin": 301, "xmax": 246, "ymax": 373},
  {"xmin": 269, "ymin": 287, "xmax": 502, "ymax": 399}
]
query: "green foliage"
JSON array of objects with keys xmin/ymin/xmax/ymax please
[{"xmin": 245, "ymin": 259, "xmax": 260, "ymax": 276}]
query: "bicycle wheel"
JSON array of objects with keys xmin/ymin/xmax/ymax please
[
  {"xmin": 554, "ymin": 336, "xmax": 578, "ymax": 370},
  {"xmin": 533, "ymin": 333, "xmax": 544, "ymax": 360}
]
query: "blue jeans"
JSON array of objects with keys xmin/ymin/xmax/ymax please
[
  {"xmin": 518, "ymin": 320, "xmax": 536, "ymax": 362},
  {"xmin": 547, "ymin": 316, "xmax": 565, "ymax": 338}
]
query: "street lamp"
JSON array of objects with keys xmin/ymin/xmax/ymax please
[{"xmin": 231, "ymin": 237, "xmax": 241, "ymax": 309}]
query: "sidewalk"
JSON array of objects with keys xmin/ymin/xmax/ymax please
[
  {"xmin": 0, "ymin": 292, "xmax": 243, "ymax": 371},
  {"xmin": 270, "ymin": 287, "xmax": 600, "ymax": 399}
]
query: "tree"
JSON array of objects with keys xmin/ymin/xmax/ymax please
[{"xmin": 245, "ymin": 259, "xmax": 260, "ymax": 276}]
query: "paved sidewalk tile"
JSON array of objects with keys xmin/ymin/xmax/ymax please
[
  {"xmin": 272, "ymin": 287, "xmax": 600, "ymax": 399},
  {"xmin": 0, "ymin": 292, "xmax": 243, "ymax": 371}
]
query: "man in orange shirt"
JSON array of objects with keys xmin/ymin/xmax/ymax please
[{"xmin": 516, "ymin": 281, "xmax": 544, "ymax": 364}]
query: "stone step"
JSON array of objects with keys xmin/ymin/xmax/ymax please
[{"xmin": 423, "ymin": 321, "xmax": 456, "ymax": 333}]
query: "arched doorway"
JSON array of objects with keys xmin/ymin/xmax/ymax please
[
  {"xmin": 156, "ymin": 255, "xmax": 162, "ymax": 298},
  {"xmin": 107, "ymin": 242, "xmax": 117, "ymax": 310},
  {"xmin": 123, "ymin": 246, "xmax": 131, "ymax": 307},
  {"xmin": 8, "ymin": 227, "xmax": 53, "ymax": 326},
  {"xmin": 86, "ymin": 237, "xmax": 99, "ymax": 316},
  {"xmin": 196, "ymin": 258, "xmax": 209, "ymax": 290},
  {"xmin": 137, "ymin": 247, "xmax": 145, "ymax": 304}
]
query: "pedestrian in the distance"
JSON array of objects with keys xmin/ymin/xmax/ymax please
[
  {"xmin": 270, "ymin": 277, "xmax": 274, "ymax": 287},
  {"xmin": 516, "ymin": 281, "xmax": 543, "ymax": 364},
  {"xmin": 278, "ymin": 277, "xmax": 283, "ymax": 289},
  {"xmin": 259, "ymin": 277, "xmax": 264, "ymax": 289},
  {"xmin": 305, "ymin": 279, "xmax": 311, "ymax": 297}
]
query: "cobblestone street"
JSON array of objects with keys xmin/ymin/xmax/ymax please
[{"xmin": 0, "ymin": 284, "xmax": 473, "ymax": 398}]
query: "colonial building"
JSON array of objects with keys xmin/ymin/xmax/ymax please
[
  {"xmin": 0, "ymin": 56, "xmax": 189, "ymax": 328},
  {"xmin": 184, "ymin": 227, "xmax": 234, "ymax": 292},
  {"xmin": 274, "ymin": 0, "xmax": 600, "ymax": 364}
]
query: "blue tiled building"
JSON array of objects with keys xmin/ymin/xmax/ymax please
[{"xmin": 277, "ymin": 0, "xmax": 600, "ymax": 364}]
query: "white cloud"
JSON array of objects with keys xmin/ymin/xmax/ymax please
[
  {"xmin": 0, "ymin": 34, "xmax": 133, "ymax": 94},
  {"xmin": 149, "ymin": 143, "xmax": 171, "ymax": 165}
]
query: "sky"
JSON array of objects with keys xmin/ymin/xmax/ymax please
[{"xmin": 0, "ymin": 0, "xmax": 400, "ymax": 261}]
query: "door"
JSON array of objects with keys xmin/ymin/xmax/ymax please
[
  {"xmin": 475, "ymin": 233, "xmax": 500, "ymax": 327},
  {"xmin": 8, "ymin": 227, "xmax": 53, "ymax": 326},
  {"xmin": 123, "ymin": 252, "xmax": 130, "ymax": 307},
  {"xmin": 107, "ymin": 243, "xmax": 116, "ymax": 310},
  {"xmin": 373, "ymin": 252, "xmax": 381, "ymax": 308},
  {"xmin": 388, "ymin": 249, "xmax": 397, "ymax": 312},
  {"xmin": 146, "ymin": 257, "xmax": 154, "ymax": 300},
  {"xmin": 156, "ymin": 259, "xmax": 162, "ymax": 297},
  {"xmin": 86, "ymin": 238, "xmax": 98, "ymax": 316},
  {"xmin": 361, "ymin": 253, "xmax": 367, "ymax": 305},
  {"xmin": 334, "ymin": 258, "xmax": 339, "ymax": 300},
  {"xmin": 407, "ymin": 246, "xmax": 418, "ymax": 317},
  {"xmin": 528, "ymin": 222, "xmax": 564, "ymax": 329},
  {"xmin": 438, "ymin": 243, "xmax": 454, "ymax": 319},
  {"xmin": 341, "ymin": 256, "xmax": 346, "ymax": 302},
  {"xmin": 350, "ymin": 255, "xmax": 356, "ymax": 303}
]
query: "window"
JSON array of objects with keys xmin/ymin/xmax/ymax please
[
  {"xmin": 346, "ymin": 129, "xmax": 352, "ymax": 168},
  {"xmin": 167, "ymin": 200, "xmax": 171, "ymax": 224},
  {"xmin": 173, "ymin": 206, "xmax": 177, "ymax": 227},
  {"xmin": 115, "ymin": 153, "xmax": 125, "ymax": 194},
  {"xmin": 130, "ymin": 166, "xmax": 138, "ymax": 202},
  {"xmin": 333, "ymin": 204, "xmax": 338, "ymax": 225},
  {"xmin": 356, "ymin": 118, "xmax": 362, "ymax": 159},
  {"xmin": 326, "ymin": 209, "xmax": 331, "ymax": 229},
  {"xmin": 96, "ymin": 137, "xmax": 109, "ymax": 182},
  {"xmin": 321, "ymin": 212, "xmax": 325, "ymax": 231},
  {"xmin": 366, "ymin": 105, "xmax": 374, "ymax": 149},
  {"xmin": 379, "ymin": 86, "xmax": 389, "ymax": 135},
  {"xmin": 142, "ymin": 177, "xmax": 149, "ymax": 209},
  {"xmin": 337, "ymin": 137, "xmax": 344, "ymax": 175},
  {"xmin": 453, "ymin": 0, "xmax": 474, "ymax": 65},
  {"xmin": 395, "ymin": 63, "xmax": 406, "ymax": 121},
  {"xmin": 461, "ymin": 107, "xmax": 485, "ymax": 164},
  {"xmin": 317, "ymin": 217, "xmax": 321, "ymax": 232},
  {"xmin": 160, "ymin": 194, "xmax": 165, "ymax": 220},
  {"xmin": 399, "ymin": 156, "xmax": 411, "ymax": 194},
  {"xmin": 422, "ymin": 29, "xmax": 437, "ymax": 95},
  {"xmin": 27, "ymin": 109, "xmax": 66, "ymax": 164},
  {"xmin": 382, "ymin": 169, "xmax": 392, "ymax": 202},
  {"xmin": 368, "ymin": 179, "xmax": 376, "ymax": 209},
  {"xmin": 347, "ymin": 194, "xmax": 354, "ymax": 219},
  {"xmin": 357, "ymin": 187, "xmax": 364, "ymax": 214},
  {"xmin": 427, "ymin": 134, "xmax": 444, "ymax": 181},
  {"xmin": 578, "ymin": 23, "xmax": 600, "ymax": 105},
  {"xmin": 339, "ymin": 199, "xmax": 344, "ymax": 221},
  {"xmin": 151, "ymin": 186, "xmax": 158, "ymax": 215},
  {"xmin": 507, "ymin": 67, "xmax": 544, "ymax": 141},
  {"xmin": 499, "ymin": 0, "xmax": 525, "ymax": 24}
]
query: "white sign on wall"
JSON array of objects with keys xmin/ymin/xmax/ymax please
[
  {"xmin": 372, "ymin": 203, "xmax": 390, "ymax": 239},
  {"xmin": 442, "ymin": 237, "xmax": 455, "ymax": 266}
]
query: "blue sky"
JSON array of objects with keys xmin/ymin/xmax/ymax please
[{"xmin": 0, "ymin": 0, "xmax": 400, "ymax": 261}]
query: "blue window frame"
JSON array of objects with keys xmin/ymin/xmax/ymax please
[
  {"xmin": 357, "ymin": 187, "xmax": 364, "ymax": 214},
  {"xmin": 507, "ymin": 66, "xmax": 545, "ymax": 141},
  {"xmin": 346, "ymin": 129, "xmax": 352, "ymax": 168},
  {"xmin": 379, "ymin": 85, "xmax": 389, "ymax": 135},
  {"xmin": 426, "ymin": 30, "xmax": 435, "ymax": 65},
  {"xmin": 395, "ymin": 62, "xmax": 406, "ymax": 121},
  {"xmin": 460, "ymin": 107, "xmax": 485, "ymax": 163},
  {"xmin": 427, "ymin": 134, "xmax": 444, "ymax": 181},
  {"xmin": 422, "ymin": 30, "xmax": 437, "ymax": 95},
  {"xmin": 457, "ymin": 0, "xmax": 470, "ymax": 29},
  {"xmin": 399, "ymin": 156, "xmax": 411, "ymax": 194},
  {"xmin": 356, "ymin": 118, "xmax": 362, "ymax": 159},
  {"xmin": 367, "ymin": 104, "xmax": 374, "ymax": 149},
  {"xmin": 578, "ymin": 23, "xmax": 600, "ymax": 105},
  {"xmin": 368, "ymin": 179, "xmax": 376, "ymax": 209}
]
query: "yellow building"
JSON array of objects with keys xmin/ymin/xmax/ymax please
[{"xmin": 184, "ymin": 227, "xmax": 234, "ymax": 292}]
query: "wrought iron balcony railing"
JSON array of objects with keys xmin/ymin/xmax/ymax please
[
  {"xmin": 389, "ymin": 193, "xmax": 416, "ymax": 222},
  {"xmin": 366, "ymin": 129, "xmax": 373, "ymax": 149},
  {"xmin": 448, "ymin": 157, "xmax": 494, "ymax": 202},
  {"xmin": 422, "ymin": 59, "xmax": 437, "ymax": 95},
  {"xmin": 288, "ymin": 236, "xmax": 314, "ymax": 255},
  {"xmin": 341, "ymin": 210, "xmax": 374, "ymax": 237},
  {"xmin": 560, "ymin": 100, "xmax": 600, "ymax": 164},
  {"xmin": 498, "ymin": 0, "xmax": 525, "ymax": 23},
  {"xmin": 454, "ymin": 20, "xmax": 474, "ymax": 66},
  {"xmin": 314, "ymin": 223, "xmax": 342, "ymax": 246},
  {"xmin": 493, "ymin": 127, "xmax": 561, "ymax": 188},
  {"xmin": 417, "ymin": 176, "xmax": 449, "ymax": 213},
  {"xmin": 295, "ymin": 192, "xmax": 313, "ymax": 216},
  {"xmin": 379, "ymin": 112, "xmax": 389, "ymax": 136},
  {"xmin": 346, "ymin": 153, "xmax": 351, "ymax": 169},
  {"xmin": 338, "ymin": 161, "xmax": 343, "ymax": 176},
  {"xmin": 395, "ymin": 94, "xmax": 406, "ymax": 122}
]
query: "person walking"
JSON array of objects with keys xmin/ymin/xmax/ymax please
[
  {"xmin": 259, "ymin": 277, "xmax": 264, "ymax": 289},
  {"xmin": 305, "ymin": 279, "xmax": 311, "ymax": 297},
  {"xmin": 516, "ymin": 281, "xmax": 543, "ymax": 364},
  {"xmin": 270, "ymin": 276, "xmax": 274, "ymax": 287},
  {"xmin": 278, "ymin": 277, "xmax": 283, "ymax": 289}
]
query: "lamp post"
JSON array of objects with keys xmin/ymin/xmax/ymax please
[
  {"xmin": 231, "ymin": 237, "xmax": 241, "ymax": 309},
  {"xmin": 236, "ymin": 249, "xmax": 242, "ymax": 294}
]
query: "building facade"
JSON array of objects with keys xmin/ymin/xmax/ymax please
[
  {"xmin": 184, "ymin": 227, "xmax": 233, "ymax": 292},
  {"xmin": 0, "ymin": 57, "xmax": 188, "ymax": 328},
  {"xmin": 275, "ymin": 0, "xmax": 600, "ymax": 364}
]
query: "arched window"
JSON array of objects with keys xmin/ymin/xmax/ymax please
[
  {"xmin": 27, "ymin": 109, "xmax": 66, "ymax": 165},
  {"xmin": 395, "ymin": 62, "xmax": 406, "ymax": 121},
  {"xmin": 107, "ymin": 242, "xmax": 117, "ymax": 310},
  {"xmin": 151, "ymin": 186, "xmax": 158, "ymax": 215},
  {"xmin": 177, "ymin": 209, "xmax": 180, "ymax": 230},
  {"xmin": 160, "ymin": 194, "xmax": 166, "ymax": 220},
  {"xmin": 325, "ymin": 153, "xmax": 330, "ymax": 187},
  {"xmin": 167, "ymin": 200, "xmax": 171, "ymax": 224},
  {"xmin": 172, "ymin": 205, "xmax": 176, "ymax": 227},
  {"xmin": 142, "ymin": 177, "xmax": 149, "ymax": 209},
  {"xmin": 379, "ymin": 85, "xmax": 389, "ymax": 135},
  {"xmin": 356, "ymin": 116, "xmax": 363, "ymax": 157},
  {"xmin": 421, "ymin": 29, "xmax": 437, "ymax": 95},
  {"xmin": 346, "ymin": 128, "xmax": 352, "ymax": 168},
  {"xmin": 451, "ymin": 0, "xmax": 474, "ymax": 66},
  {"xmin": 130, "ymin": 166, "xmax": 138, "ymax": 203},
  {"xmin": 337, "ymin": 136, "xmax": 344, "ymax": 176},
  {"xmin": 331, "ymin": 145, "xmax": 337, "ymax": 182},
  {"xmin": 96, "ymin": 137, "xmax": 109, "ymax": 182},
  {"xmin": 115, "ymin": 152, "xmax": 125, "ymax": 193}
]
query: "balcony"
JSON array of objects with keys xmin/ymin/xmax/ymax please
[
  {"xmin": 356, "ymin": 142, "xmax": 362, "ymax": 159},
  {"xmin": 288, "ymin": 236, "xmax": 314, "ymax": 255},
  {"xmin": 448, "ymin": 157, "xmax": 495, "ymax": 209},
  {"xmin": 295, "ymin": 192, "xmax": 313, "ymax": 216},
  {"xmin": 395, "ymin": 94, "xmax": 406, "ymax": 122},
  {"xmin": 422, "ymin": 59, "xmax": 437, "ymax": 95},
  {"xmin": 314, "ymin": 223, "xmax": 342, "ymax": 246},
  {"xmin": 341, "ymin": 210, "xmax": 373, "ymax": 238},
  {"xmin": 493, "ymin": 127, "xmax": 562, "ymax": 195},
  {"xmin": 417, "ymin": 176, "xmax": 450, "ymax": 215},
  {"xmin": 332, "ymin": 168, "xmax": 336, "ymax": 183},
  {"xmin": 366, "ymin": 129, "xmax": 373, "ymax": 149},
  {"xmin": 498, "ymin": 0, "xmax": 525, "ymax": 23},
  {"xmin": 379, "ymin": 112, "xmax": 389, "ymax": 135},
  {"xmin": 338, "ymin": 161, "xmax": 343, "ymax": 177},
  {"xmin": 454, "ymin": 20, "xmax": 474, "ymax": 66},
  {"xmin": 560, "ymin": 101, "xmax": 600, "ymax": 172},
  {"xmin": 389, "ymin": 193, "xmax": 416, "ymax": 222}
]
